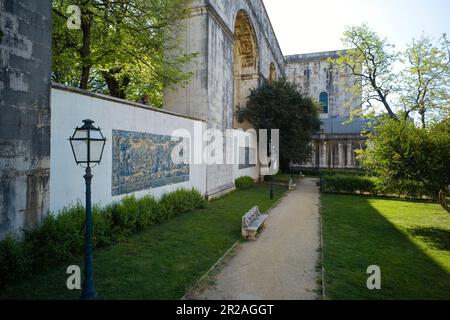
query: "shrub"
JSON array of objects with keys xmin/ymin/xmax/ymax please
[
  {"xmin": 135, "ymin": 195, "xmax": 160, "ymax": 230},
  {"xmin": 159, "ymin": 188, "xmax": 207, "ymax": 220},
  {"xmin": 92, "ymin": 205, "xmax": 113, "ymax": 247},
  {"xmin": 235, "ymin": 176, "xmax": 255, "ymax": 190},
  {"xmin": 377, "ymin": 179, "xmax": 431, "ymax": 199},
  {"xmin": 0, "ymin": 237, "xmax": 30, "ymax": 287},
  {"xmin": 321, "ymin": 173, "xmax": 435, "ymax": 200},
  {"xmin": 110, "ymin": 196, "xmax": 139, "ymax": 237},
  {"xmin": 321, "ymin": 174, "xmax": 379, "ymax": 195},
  {"xmin": 292, "ymin": 168, "xmax": 368, "ymax": 177},
  {"xmin": 0, "ymin": 188, "xmax": 206, "ymax": 289},
  {"xmin": 22, "ymin": 204, "xmax": 85, "ymax": 270}
]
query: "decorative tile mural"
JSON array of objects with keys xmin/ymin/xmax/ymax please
[
  {"xmin": 239, "ymin": 146, "xmax": 256, "ymax": 170},
  {"xmin": 112, "ymin": 130, "xmax": 190, "ymax": 196}
]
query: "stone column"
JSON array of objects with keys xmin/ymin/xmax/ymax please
[
  {"xmin": 338, "ymin": 142, "xmax": 345, "ymax": 168},
  {"xmin": 0, "ymin": 1, "xmax": 52, "ymax": 238},
  {"xmin": 347, "ymin": 141, "xmax": 353, "ymax": 168},
  {"xmin": 320, "ymin": 142, "xmax": 327, "ymax": 168},
  {"xmin": 310, "ymin": 142, "xmax": 316, "ymax": 167},
  {"xmin": 329, "ymin": 142, "xmax": 334, "ymax": 168}
]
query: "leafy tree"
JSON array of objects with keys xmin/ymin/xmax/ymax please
[
  {"xmin": 359, "ymin": 117, "xmax": 450, "ymax": 212},
  {"xmin": 400, "ymin": 35, "xmax": 450, "ymax": 128},
  {"xmin": 52, "ymin": 0, "xmax": 194, "ymax": 107},
  {"xmin": 333, "ymin": 24, "xmax": 399, "ymax": 119},
  {"xmin": 332, "ymin": 24, "xmax": 450, "ymax": 125},
  {"xmin": 236, "ymin": 79, "xmax": 321, "ymax": 173}
]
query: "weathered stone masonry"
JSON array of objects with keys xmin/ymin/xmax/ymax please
[
  {"xmin": 0, "ymin": 0, "xmax": 52, "ymax": 238},
  {"xmin": 164, "ymin": 0, "xmax": 286, "ymax": 197},
  {"xmin": 285, "ymin": 51, "xmax": 367, "ymax": 169}
]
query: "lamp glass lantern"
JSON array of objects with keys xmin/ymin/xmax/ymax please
[{"xmin": 69, "ymin": 119, "xmax": 106, "ymax": 166}]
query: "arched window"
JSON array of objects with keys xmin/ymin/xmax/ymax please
[
  {"xmin": 319, "ymin": 92, "xmax": 329, "ymax": 114},
  {"xmin": 233, "ymin": 10, "xmax": 259, "ymax": 129}
]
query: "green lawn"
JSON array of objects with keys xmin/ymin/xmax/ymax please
[
  {"xmin": 321, "ymin": 194, "xmax": 450, "ymax": 300},
  {"xmin": 272, "ymin": 173, "xmax": 298, "ymax": 183},
  {"xmin": 0, "ymin": 184, "xmax": 286, "ymax": 300}
]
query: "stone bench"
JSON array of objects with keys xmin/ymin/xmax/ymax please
[
  {"xmin": 242, "ymin": 206, "xmax": 268, "ymax": 240},
  {"xmin": 289, "ymin": 178, "xmax": 297, "ymax": 190}
]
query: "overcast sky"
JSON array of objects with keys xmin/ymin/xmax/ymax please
[{"xmin": 263, "ymin": 0, "xmax": 450, "ymax": 56}]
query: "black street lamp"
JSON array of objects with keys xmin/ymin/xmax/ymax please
[
  {"xmin": 69, "ymin": 119, "xmax": 106, "ymax": 300},
  {"xmin": 269, "ymin": 141, "xmax": 274, "ymax": 200}
]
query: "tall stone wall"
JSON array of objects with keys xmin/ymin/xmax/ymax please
[
  {"xmin": 0, "ymin": 0, "xmax": 52, "ymax": 238},
  {"xmin": 164, "ymin": 0, "xmax": 285, "ymax": 197}
]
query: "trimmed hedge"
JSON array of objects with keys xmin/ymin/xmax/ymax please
[
  {"xmin": 320, "ymin": 173, "xmax": 434, "ymax": 199},
  {"xmin": 0, "ymin": 188, "xmax": 206, "ymax": 288},
  {"xmin": 321, "ymin": 174, "xmax": 380, "ymax": 195},
  {"xmin": 235, "ymin": 176, "xmax": 255, "ymax": 190},
  {"xmin": 292, "ymin": 168, "xmax": 368, "ymax": 177}
]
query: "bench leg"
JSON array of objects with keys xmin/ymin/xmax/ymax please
[{"xmin": 247, "ymin": 230, "xmax": 257, "ymax": 241}]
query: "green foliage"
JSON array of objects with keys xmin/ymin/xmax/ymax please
[
  {"xmin": 236, "ymin": 78, "xmax": 321, "ymax": 172},
  {"xmin": 319, "ymin": 170, "xmax": 368, "ymax": 177},
  {"xmin": 235, "ymin": 176, "xmax": 255, "ymax": 190},
  {"xmin": 0, "ymin": 184, "xmax": 287, "ymax": 299},
  {"xmin": 292, "ymin": 168, "xmax": 366, "ymax": 177},
  {"xmin": 52, "ymin": 0, "xmax": 195, "ymax": 106},
  {"xmin": 321, "ymin": 174, "xmax": 380, "ymax": 195},
  {"xmin": 332, "ymin": 24, "xmax": 449, "ymax": 124},
  {"xmin": 0, "ymin": 237, "xmax": 31, "ymax": 286},
  {"xmin": 332, "ymin": 23, "xmax": 399, "ymax": 119},
  {"xmin": 359, "ymin": 117, "xmax": 450, "ymax": 209},
  {"xmin": 401, "ymin": 35, "xmax": 450, "ymax": 127},
  {"xmin": 0, "ymin": 188, "xmax": 205, "ymax": 288},
  {"xmin": 159, "ymin": 188, "xmax": 207, "ymax": 220}
]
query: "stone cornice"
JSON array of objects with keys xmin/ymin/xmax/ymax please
[{"xmin": 190, "ymin": 3, "xmax": 235, "ymax": 41}]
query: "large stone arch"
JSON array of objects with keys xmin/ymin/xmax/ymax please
[
  {"xmin": 163, "ymin": 1, "xmax": 286, "ymax": 197},
  {"xmin": 233, "ymin": 9, "xmax": 259, "ymax": 129}
]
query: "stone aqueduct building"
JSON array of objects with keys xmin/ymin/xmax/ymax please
[
  {"xmin": 0, "ymin": 0, "xmax": 365, "ymax": 237},
  {"xmin": 165, "ymin": 0, "xmax": 366, "ymax": 177},
  {"xmin": 164, "ymin": 0, "xmax": 287, "ymax": 197}
]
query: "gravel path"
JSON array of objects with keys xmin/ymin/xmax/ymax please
[{"xmin": 188, "ymin": 178, "xmax": 321, "ymax": 300}]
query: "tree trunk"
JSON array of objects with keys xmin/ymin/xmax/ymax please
[
  {"xmin": 375, "ymin": 87, "xmax": 397, "ymax": 120},
  {"xmin": 79, "ymin": 12, "xmax": 92, "ymax": 90},
  {"xmin": 438, "ymin": 189, "xmax": 450, "ymax": 213},
  {"xmin": 421, "ymin": 111, "xmax": 426, "ymax": 129},
  {"xmin": 101, "ymin": 70, "xmax": 130, "ymax": 99}
]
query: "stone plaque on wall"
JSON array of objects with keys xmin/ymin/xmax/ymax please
[{"xmin": 112, "ymin": 130, "xmax": 190, "ymax": 196}]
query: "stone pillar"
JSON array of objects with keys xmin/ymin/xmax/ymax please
[
  {"xmin": 321, "ymin": 141, "xmax": 328, "ymax": 168},
  {"xmin": 338, "ymin": 142, "xmax": 345, "ymax": 168},
  {"xmin": 0, "ymin": 1, "xmax": 52, "ymax": 238},
  {"xmin": 347, "ymin": 141, "xmax": 353, "ymax": 168},
  {"xmin": 329, "ymin": 142, "xmax": 334, "ymax": 168},
  {"xmin": 310, "ymin": 142, "xmax": 316, "ymax": 167}
]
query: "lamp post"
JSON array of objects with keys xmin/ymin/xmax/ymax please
[
  {"xmin": 69, "ymin": 119, "xmax": 106, "ymax": 300},
  {"xmin": 269, "ymin": 141, "xmax": 274, "ymax": 200}
]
